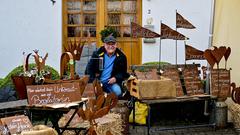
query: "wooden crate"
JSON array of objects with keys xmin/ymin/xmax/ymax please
[{"xmin": 129, "ymin": 78, "xmax": 176, "ymax": 100}]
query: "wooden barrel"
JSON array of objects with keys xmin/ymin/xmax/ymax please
[{"xmin": 110, "ymin": 100, "xmax": 130, "ymax": 135}]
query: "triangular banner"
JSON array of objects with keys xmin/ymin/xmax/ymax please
[
  {"xmin": 176, "ymin": 12, "xmax": 196, "ymax": 29},
  {"xmin": 185, "ymin": 44, "xmax": 205, "ymax": 60},
  {"xmin": 161, "ymin": 23, "xmax": 187, "ymax": 40},
  {"xmin": 131, "ymin": 22, "xmax": 161, "ymax": 38}
]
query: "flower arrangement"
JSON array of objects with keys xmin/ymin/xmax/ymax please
[{"xmin": 20, "ymin": 50, "xmax": 50, "ymax": 84}]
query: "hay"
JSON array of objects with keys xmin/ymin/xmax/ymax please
[
  {"xmin": 58, "ymin": 114, "xmax": 89, "ymax": 135},
  {"xmin": 225, "ymin": 98, "xmax": 240, "ymax": 129},
  {"xmin": 20, "ymin": 125, "xmax": 57, "ymax": 135},
  {"xmin": 95, "ymin": 113, "xmax": 123, "ymax": 135},
  {"xmin": 58, "ymin": 113, "xmax": 122, "ymax": 135}
]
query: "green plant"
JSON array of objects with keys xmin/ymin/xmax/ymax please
[
  {"xmin": 131, "ymin": 61, "xmax": 170, "ymax": 72},
  {"xmin": 0, "ymin": 64, "xmax": 60, "ymax": 89},
  {"xmin": 143, "ymin": 61, "xmax": 170, "ymax": 66},
  {"xmin": 100, "ymin": 27, "xmax": 120, "ymax": 42},
  {"xmin": 0, "ymin": 78, "xmax": 3, "ymax": 85}
]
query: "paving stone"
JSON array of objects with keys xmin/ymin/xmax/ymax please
[{"xmin": 129, "ymin": 125, "xmax": 238, "ymax": 135}]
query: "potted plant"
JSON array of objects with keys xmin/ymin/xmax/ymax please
[
  {"xmin": 11, "ymin": 50, "xmax": 54, "ymax": 99},
  {"xmin": 100, "ymin": 27, "xmax": 120, "ymax": 43}
]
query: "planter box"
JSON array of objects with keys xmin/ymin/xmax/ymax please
[{"xmin": 11, "ymin": 74, "xmax": 51, "ymax": 100}]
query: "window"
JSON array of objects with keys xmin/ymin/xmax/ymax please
[
  {"xmin": 66, "ymin": 0, "xmax": 97, "ymax": 38},
  {"xmin": 63, "ymin": 0, "xmax": 142, "ymax": 66},
  {"xmin": 106, "ymin": 0, "xmax": 137, "ymax": 37}
]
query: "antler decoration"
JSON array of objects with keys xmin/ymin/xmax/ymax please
[
  {"xmin": 65, "ymin": 30, "xmax": 92, "ymax": 61},
  {"xmin": 78, "ymin": 93, "xmax": 118, "ymax": 135},
  {"xmin": 64, "ymin": 38, "xmax": 87, "ymax": 61},
  {"xmin": 33, "ymin": 50, "xmax": 48, "ymax": 73}
]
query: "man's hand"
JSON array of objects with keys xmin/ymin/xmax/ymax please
[{"xmin": 108, "ymin": 77, "xmax": 116, "ymax": 84}]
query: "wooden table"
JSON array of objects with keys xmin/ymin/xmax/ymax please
[
  {"xmin": 0, "ymin": 100, "xmax": 28, "ymax": 117},
  {"xmin": 0, "ymin": 99, "xmax": 88, "ymax": 135},
  {"xmin": 131, "ymin": 95, "xmax": 217, "ymax": 135},
  {"xmin": 26, "ymin": 98, "xmax": 88, "ymax": 135}
]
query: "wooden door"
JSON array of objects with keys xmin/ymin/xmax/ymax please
[{"xmin": 62, "ymin": 0, "xmax": 142, "ymax": 69}]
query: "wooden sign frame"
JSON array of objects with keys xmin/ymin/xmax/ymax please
[
  {"xmin": 1, "ymin": 115, "xmax": 32, "ymax": 134},
  {"xmin": 27, "ymin": 82, "xmax": 82, "ymax": 106},
  {"xmin": 211, "ymin": 69, "xmax": 231, "ymax": 100}
]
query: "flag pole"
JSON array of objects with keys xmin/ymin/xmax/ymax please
[
  {"xmin": 130, "ymin": 22, "xmax": 133, "ymax": 67},
  {"xmin": 159, "ymin": 20, "xmax": 162, "ymax": 70},
  {"xmin": 184, "ymin": 40, "xmax": 187, "ymax": 65},
  {"xmin": 175, "ymin": 9, "xmax": 178, "ymax": 66},
  {"xmin": 206, "ymin": 0, "xmax": 216, "ymax": 95}
]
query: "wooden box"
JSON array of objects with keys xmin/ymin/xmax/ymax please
[{"xmin": 129, "ymin": 78, "xmax": 176, "ymax": 99}]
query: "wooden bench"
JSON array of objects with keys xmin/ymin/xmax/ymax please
[{"xmin": 130, "ymin": 64, "xmax": 204, "ymax": 98}]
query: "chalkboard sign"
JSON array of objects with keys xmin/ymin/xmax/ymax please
[
  {"xmin": 1, "ymin": 115, "xmax": 32, "ymax": 134},
  {"xmin": 211, "ymin": 69, "xmax": 230, "ymax": 100},
  {"xmin": 27, "ymin": 82, "xmax": 81, "ymax": 106}
]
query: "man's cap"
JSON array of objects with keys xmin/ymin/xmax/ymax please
[{"xmin": 104, "ymin": 35, "xmax": 116, "ymax": 43}]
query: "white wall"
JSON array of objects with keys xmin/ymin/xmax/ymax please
[
  {"xmin": 142, "ymin": 0, "xmax": 212, "ymax": 66},
  {"xmin": 0, "ymin": 0, "xmax": 62, "ymax": 78}
]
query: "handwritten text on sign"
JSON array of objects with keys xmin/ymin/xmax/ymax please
[
  {"xmin": 27, "ymin": 82, "xmax": 81, "ymax": 106},
  {"xmin": 1, "ymin": 115, "xmax": 32, "ymax": 134},
  {"xmin": 211, "ymin": 69, "xmax": 230, "ymax": 99}
]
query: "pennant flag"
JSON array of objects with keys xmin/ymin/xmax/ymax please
[
  {"xmin": 176, "ymin": 12, "xmax": 196, "ymax": 29},
  {"xmin": 185, "ymin": 44, "xmax": 205, "ymax": 60},
  {"xmin": 161, "ymin": 23, "xmax": 188, "ymax": 40},
  {"xmin": 131, "ymin": 22, "xmax": 161, "ymax": 38}
]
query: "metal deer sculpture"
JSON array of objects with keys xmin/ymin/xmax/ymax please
[{"xmin": 33, "ymin": 50, "xmax": 48, "ymax": 73}]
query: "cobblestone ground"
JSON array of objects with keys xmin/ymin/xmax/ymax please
[{"xmin": 129, "ymin": 125, "xmax": 239, "ymax": 135}]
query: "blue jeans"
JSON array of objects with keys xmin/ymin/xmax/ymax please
[{"xmin": 102, "ymin": 82, "xmax": 122, "ymax": 97}]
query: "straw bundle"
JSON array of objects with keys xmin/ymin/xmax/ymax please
[
  {"xmin": 95, "ymin": 113, "xmax": 123, "ymax": 135},
  {"xmin": 20, "ymin": 125, "xmax": 57, "ymax": 135},
  {"xmin": 58, "ymin": 113, "xmax": 122, "ymax": 135},
  {"xmin": 225, "ymin": 98, "xmax": 240, "ymax": 129},
  {"xmin": 58, "ymin": 116, "xmax": 89, "ymax": 135}
]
